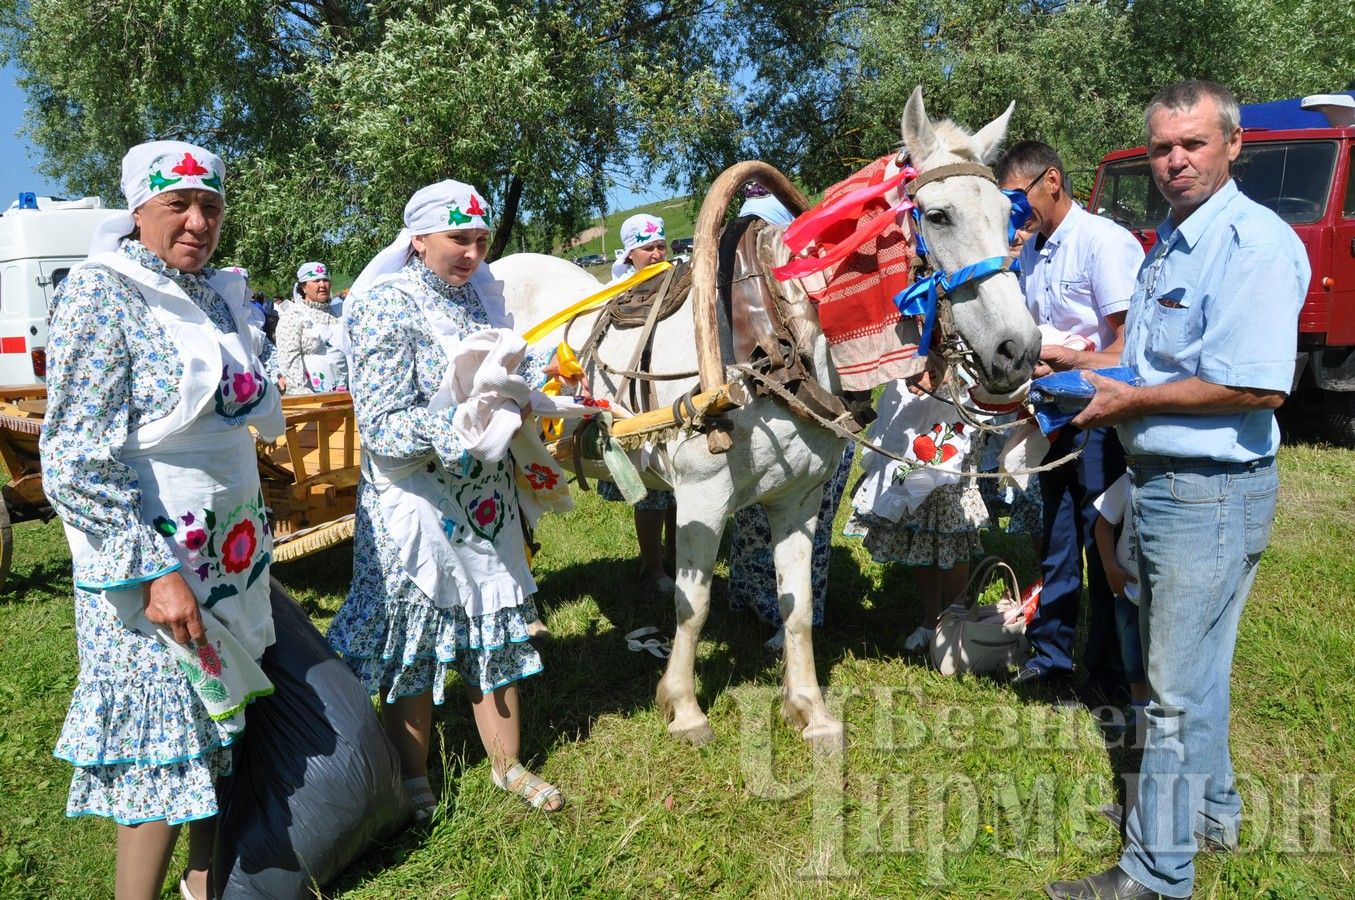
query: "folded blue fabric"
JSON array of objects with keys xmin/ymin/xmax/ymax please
[{"xmin": 1029, "ymin": 366, "xmax": 1142, "ymax": 434}]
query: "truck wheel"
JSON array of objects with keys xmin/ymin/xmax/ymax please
[
  {"xmin": 0, "ymin": 498, "xmax": 12, "ymax": 593},
  {"xmin": 1318, "ymin": 390, "xmax": 1355, "ymax": 449}
]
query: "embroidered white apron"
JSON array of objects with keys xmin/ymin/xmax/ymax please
[
  {"xmin": 296, "ymin": 302, "xmax": 349, "ymax": 392},
  {"xmin": 359, "ymin": 273, "xmax": 535, "ymax": 616},
  {"xmin": 851, "ymin": 381, "xmax": 972, "ymax": 520},
  {"xmin": 62, "ymin": 253, "xmax": 284, "ymax": 721}
]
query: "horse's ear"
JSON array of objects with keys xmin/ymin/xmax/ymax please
[
  {"xmin": 971, "ymin": 101, "xmax": 1016, "ymax": 164},
  {"xmin": 901, "ymin": 86, "xmax": 937, "ymax": 164}
]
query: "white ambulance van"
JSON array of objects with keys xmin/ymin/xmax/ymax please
[{"xmin": 0, "ymin": 194, "xmax": 124, "ymax": 386}]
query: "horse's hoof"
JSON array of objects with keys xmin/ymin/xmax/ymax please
[
  {"xmin": 802, "ymin": 719, "xmax": 847, "ymax": 754},
  {"xmin": 668, "ymin": 719, "xmax": 716, "ymax": 747}
]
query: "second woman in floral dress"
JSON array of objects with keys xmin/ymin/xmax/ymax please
[{"xmin": 327, "ymin": 180, "xmax": 572, "ymax": 816}]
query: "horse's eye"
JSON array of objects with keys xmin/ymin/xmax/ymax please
[{"xmin": 924, "ymin": 209, "xmax": 951, "ymax": 226}]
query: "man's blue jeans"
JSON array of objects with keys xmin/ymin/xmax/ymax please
[{"xmin": 1118, "ymin": 455, "xmax": 1278, "ymax": 897}]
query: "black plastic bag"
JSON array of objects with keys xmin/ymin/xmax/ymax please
[{"xmin": 214, "ymin": 580, "xmax": 410, "ymax": 898}]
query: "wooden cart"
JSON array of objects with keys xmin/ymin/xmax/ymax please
[{"xmin": 0, "ymin": 387, "xmax": 361, "ymax": 591}]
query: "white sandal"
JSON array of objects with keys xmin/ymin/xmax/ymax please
[
  {"xmin": 625, "ymin": 626, "xmax": 671, "ymax": 658},
  {"xmin": 492, "ymin": 763, "xmax": 564, "ymax": 812},
  {"xmin": 403, "ymin": 775, "xmax": 437, "ymax": 822}
]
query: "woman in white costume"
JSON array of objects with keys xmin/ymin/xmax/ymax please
[
  {"xmin": 327, "ymin": 180, "xmax": 574, "ymax": 817},
  {"xmin": 41, "ymin": 141, "xmax": 283, "ymax": 900},
  {"xmin": 275, "ymin": 260, "xmax": 349, "ymax": 393}
]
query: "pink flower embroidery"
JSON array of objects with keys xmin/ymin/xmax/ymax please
[
  {"xmin": 184, "ymin": 529, "xmax": 208, "ymax": 551},
  {"xmin": 197, "ymin": 643, "xmax": 223, "ymax": 677},
  {"xmin": 232, "ymin": 372, "xmax": 258, "ymax": 402},
  {"xmin": 221, "ymin": 520, "xmax": 258, "ymax": 574},
  {"xmin": 473, "ymin": 498, "xmax": 498, "ymax": 527}
]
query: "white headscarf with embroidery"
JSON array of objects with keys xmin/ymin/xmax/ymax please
[
  {"xmin": 292, "ymin": 261, "xmax": 331, "ymax": 300},
  {"xmin": 341, "ymin": 180, "xmax": 508, "ymax": 359},
  {"xmin": 349, "ymin": 180, "xmax": 492, "ymax": 297},
  {"xmin": 611, "ymin": 213, "xmax": 665, "ymax": 280},
  {"xmin": 89, "ymin": 140, "xmax": 226, "ymax": 256}
]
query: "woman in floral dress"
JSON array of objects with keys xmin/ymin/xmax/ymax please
[
  {"xmin": 597, "ymin": 213, "xmax": 679, "ymax": 596},
  {"xmin": 275, "ymin": 261, "xmax": 349, "ymax": 394},
  {"xmin": 41, "ymin": 141, "xmax": 282, "ymax": 900},
  {"xmin": 328, "ymin": 180, "xmax": 574, "ymax": 816},
  {"xmin": 845, "ymin": 371, "xmax": 989, "ymax": 652}
]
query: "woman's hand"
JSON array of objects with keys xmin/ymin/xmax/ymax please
[
  {"xmin": 906, "ymin": 357, "xmax": 947, "ymax": 397},
  {"xmin": 143, "ymin": 570, "xmax": 206, "ymax": 645}
]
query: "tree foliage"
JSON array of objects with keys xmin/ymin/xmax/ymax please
[{"xmin": 2, "ymin": 0, "xmax": 1353, "ymax": 283}]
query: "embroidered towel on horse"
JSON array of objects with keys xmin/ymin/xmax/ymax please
[{"xmin": 786, "ymin": 155, "xmax": 925, "ymax": 391}]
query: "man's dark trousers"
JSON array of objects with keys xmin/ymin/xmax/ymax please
[{"xmin": 1028, "ymin": 425, "xmax": 1126, "ymax": 680}]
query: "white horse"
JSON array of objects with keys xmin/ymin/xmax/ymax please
[{"xmin": 493, "ymin": 88, "xmax": 1039, "ymax": 749}]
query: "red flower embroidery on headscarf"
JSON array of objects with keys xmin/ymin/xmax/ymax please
[
  {"xmin": 171, "ymin": 153, "xmax": 210, "ymax": 177},
  {"xmin": 221, "ymin": 520, "xmax": 258, "ymax": 573},
  {"xmin": 466, "ymin": 194, "xmax": 486, "ymax": 217}
]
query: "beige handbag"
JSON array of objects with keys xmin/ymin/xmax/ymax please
[{"xmin": 930, "ymin": 556, "xmax": 1030, "ymax": 676}]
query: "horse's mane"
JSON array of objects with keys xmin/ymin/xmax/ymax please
[{"xmin": 931, "ymin": 119, "xmax": 983, "ymax": 162}]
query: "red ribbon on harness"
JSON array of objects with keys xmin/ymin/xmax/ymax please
[{"xmin": 772, "ymin": 163, "xmax": 917, "ymax": 281}]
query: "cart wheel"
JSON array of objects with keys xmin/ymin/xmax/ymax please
[{"xmin": 0, "ymin": 497, "xmax": 12, "ymax": 594}]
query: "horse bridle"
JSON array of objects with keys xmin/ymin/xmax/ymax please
[{"xmin": 894, "ymin": 160, "xmax": 1025, "ymax": 384}]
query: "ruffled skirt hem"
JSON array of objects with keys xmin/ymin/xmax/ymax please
[
  {"xmin": 63, "ymin": 745, "xmax": 233, "ymax": 825},
  {"xmin": 55, "ymin": 668, "xmax": 242, "ymax": 769},
  {"xmin": 328, "ymin": 593, "xmax": 543, "ymax": 703}
]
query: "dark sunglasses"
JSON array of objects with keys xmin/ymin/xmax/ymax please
[{"xmin": 1000, "ymin": 168, "xmax": 1052, "ymax": 240}]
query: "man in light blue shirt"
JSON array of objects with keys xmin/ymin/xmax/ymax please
[
  {"xmin": 995, "ymin": 141, "xmax": 1144, "ymax": 694},
  {"xmin": 1046, "ymin": 81, "xmax": 1310, "ymax": 900}
]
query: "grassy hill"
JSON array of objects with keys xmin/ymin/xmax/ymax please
[{"xmin": 559, "ymin": 196, "xmax": 697, "ymax": 262}]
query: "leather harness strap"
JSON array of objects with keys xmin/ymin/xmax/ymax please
[{"xmin": 617, "ymin": 263, "xmax": 677, "ymax": 415}]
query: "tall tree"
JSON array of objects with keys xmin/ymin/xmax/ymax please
[{"xmin": 0, "ymin": 0, "xmax": 742, "ymax": 281}]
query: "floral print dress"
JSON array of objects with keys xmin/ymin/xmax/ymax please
[
  {"xmin": 41, "ymin": 240, "xmax": 277, "ymax": 825},
  {"xmin": 327, "ymin": 259, "xmax": 546, "ymax": 704},
  {"xmin": 844, "ymin": 385, "xmax": 989, "ymax": 571},
  {"xmin": 727, "ymin": 446, "xmax": 855, "ymax": 628},
  {"xmin": 275, "ymin": 297, "xmax": 349, "ymax": 394}
]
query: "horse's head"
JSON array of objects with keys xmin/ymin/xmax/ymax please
[{"xmin": 901, "ymin": 87, "xmax": 1041, "ymax": 397}]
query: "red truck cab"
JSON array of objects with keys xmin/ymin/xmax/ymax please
[{"xmin": 1089, "ymin": 95, "xmax": 1355, "ymax": 445}]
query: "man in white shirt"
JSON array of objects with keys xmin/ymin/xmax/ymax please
[{"xmin": 995, "ymin": 141, "xmax": 1145, "ymax": 693}]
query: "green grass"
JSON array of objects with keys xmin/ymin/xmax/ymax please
[{"xmin": 1, "ymin": 443, "xmax": 1352, "ymax": 898}]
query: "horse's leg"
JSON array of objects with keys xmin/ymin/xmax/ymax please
[
  {"xmin": 655, "ymin": 486, "xmax": 726, "ymax": 747},
  {"xmin": 764, "ymin": 486, "xmax": 846, "ymax": 753}
]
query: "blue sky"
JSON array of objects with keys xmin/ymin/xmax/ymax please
[{"xmin": 1, "ymin": 64, "xmax": 64, "ymax": 204}]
